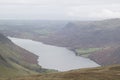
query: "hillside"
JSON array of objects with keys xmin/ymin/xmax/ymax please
[
  {"xmin": 1, "ymin": 19, "xmax": 120, "ymax": 48},
  {"xmin": 3, "ymin": 65, "xmax": 120, "ymax": 80},
  {"xmin": 0, "ymin": 33, "xmax": 48, "ymax": 77},
  {"xmin": 41, "ymin": 18, "xmax": 120, "ymax": 48},
  {"xmin": 0, "ymin": 20, "xmax": 67, "ymax": 38},
  {"xmin": 89, "ymin": 46, "xmax": 120, "ymax": 66},
  {"xmin": 37, "ymin": 18, "xmax": 120, "ymax": 66}
]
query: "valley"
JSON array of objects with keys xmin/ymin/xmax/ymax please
[
  {"xmin": 0, "ymin": 19, "xmax": 120, "ymax": 66},
  {"xmin": 0, "ymin": 0, "xmax": 120, "ymax": 79},
  {"xmin": 0, "ymin": 18, "xmax": 120, "ymax": 79}
]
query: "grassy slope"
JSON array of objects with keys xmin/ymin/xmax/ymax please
[
  {"xmin": 2, "ymin": 65, "xmax": 120, "ymax": 80},
  {"xmin": 0, "ymin": 43, "xmax": 39, "ymax": 77},
  {"xmin": 0, "ymin": 34, "xmax": 50, "ymax": 77},
  {"xmin": 89, "ymin": 46, "xmax": 120, "ymax": 66}
]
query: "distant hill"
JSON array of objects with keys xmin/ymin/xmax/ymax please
[
  {"xmin": 41, "ymin": 18, "xmax": 120, "ymax": 48},
  {"xmin": 1, "ymin": 19, "xmax": 120, "ymax": 48},
  {"xmin": 0, "ymin": 33, "xmax": 48, "ymax": 77},
  {"xmin": 5, "ymin": 65, "xmax": 120, "ymax": 80}
]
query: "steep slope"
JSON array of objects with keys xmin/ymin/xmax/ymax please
[
  {"xmin": 5, "ymin": 65, "xmax": 120, "ymax": 80},
  {"xmin": 0, "ymin": 33, "xmax": 47, "ymax": 77},
  {"xmin": 89, "ymin": 46, "xmax": 120, "ymax": 66}
]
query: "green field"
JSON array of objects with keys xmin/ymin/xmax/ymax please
[{"xmin": 75, "ymin": 48, "xmax": 102, "ymax": 57}]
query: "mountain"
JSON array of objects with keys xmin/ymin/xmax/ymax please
[
  {"xmin": 5, "ymin": 65, "xmax": 120, "ymax": 80},
  {"xmin": 41, "ymin": 18, "xmax": 120, "ymax": 48},
  {"xmin": 1, "ymin": 19, "xmax": 120, "ymax": 48},
  {"xmin": 0, "ymin": 33, "xmax": 48, "ymax": 77},
  {"xmin": 36, "ymin": 18, "xmax": 120, "ymax": 66}
]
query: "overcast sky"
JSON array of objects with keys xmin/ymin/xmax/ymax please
[{"xmin": 0, "ymin": 0, "xmax": 120, "ymax": 20}]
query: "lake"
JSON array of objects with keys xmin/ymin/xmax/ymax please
[{"xmin": 9, "ymin": 37, "xmax": 99, "ymax": 71}]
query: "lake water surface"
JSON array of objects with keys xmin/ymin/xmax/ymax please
[{"xmin": 9, "ymin": 37, "xmax": 100, "ymax": 71}]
